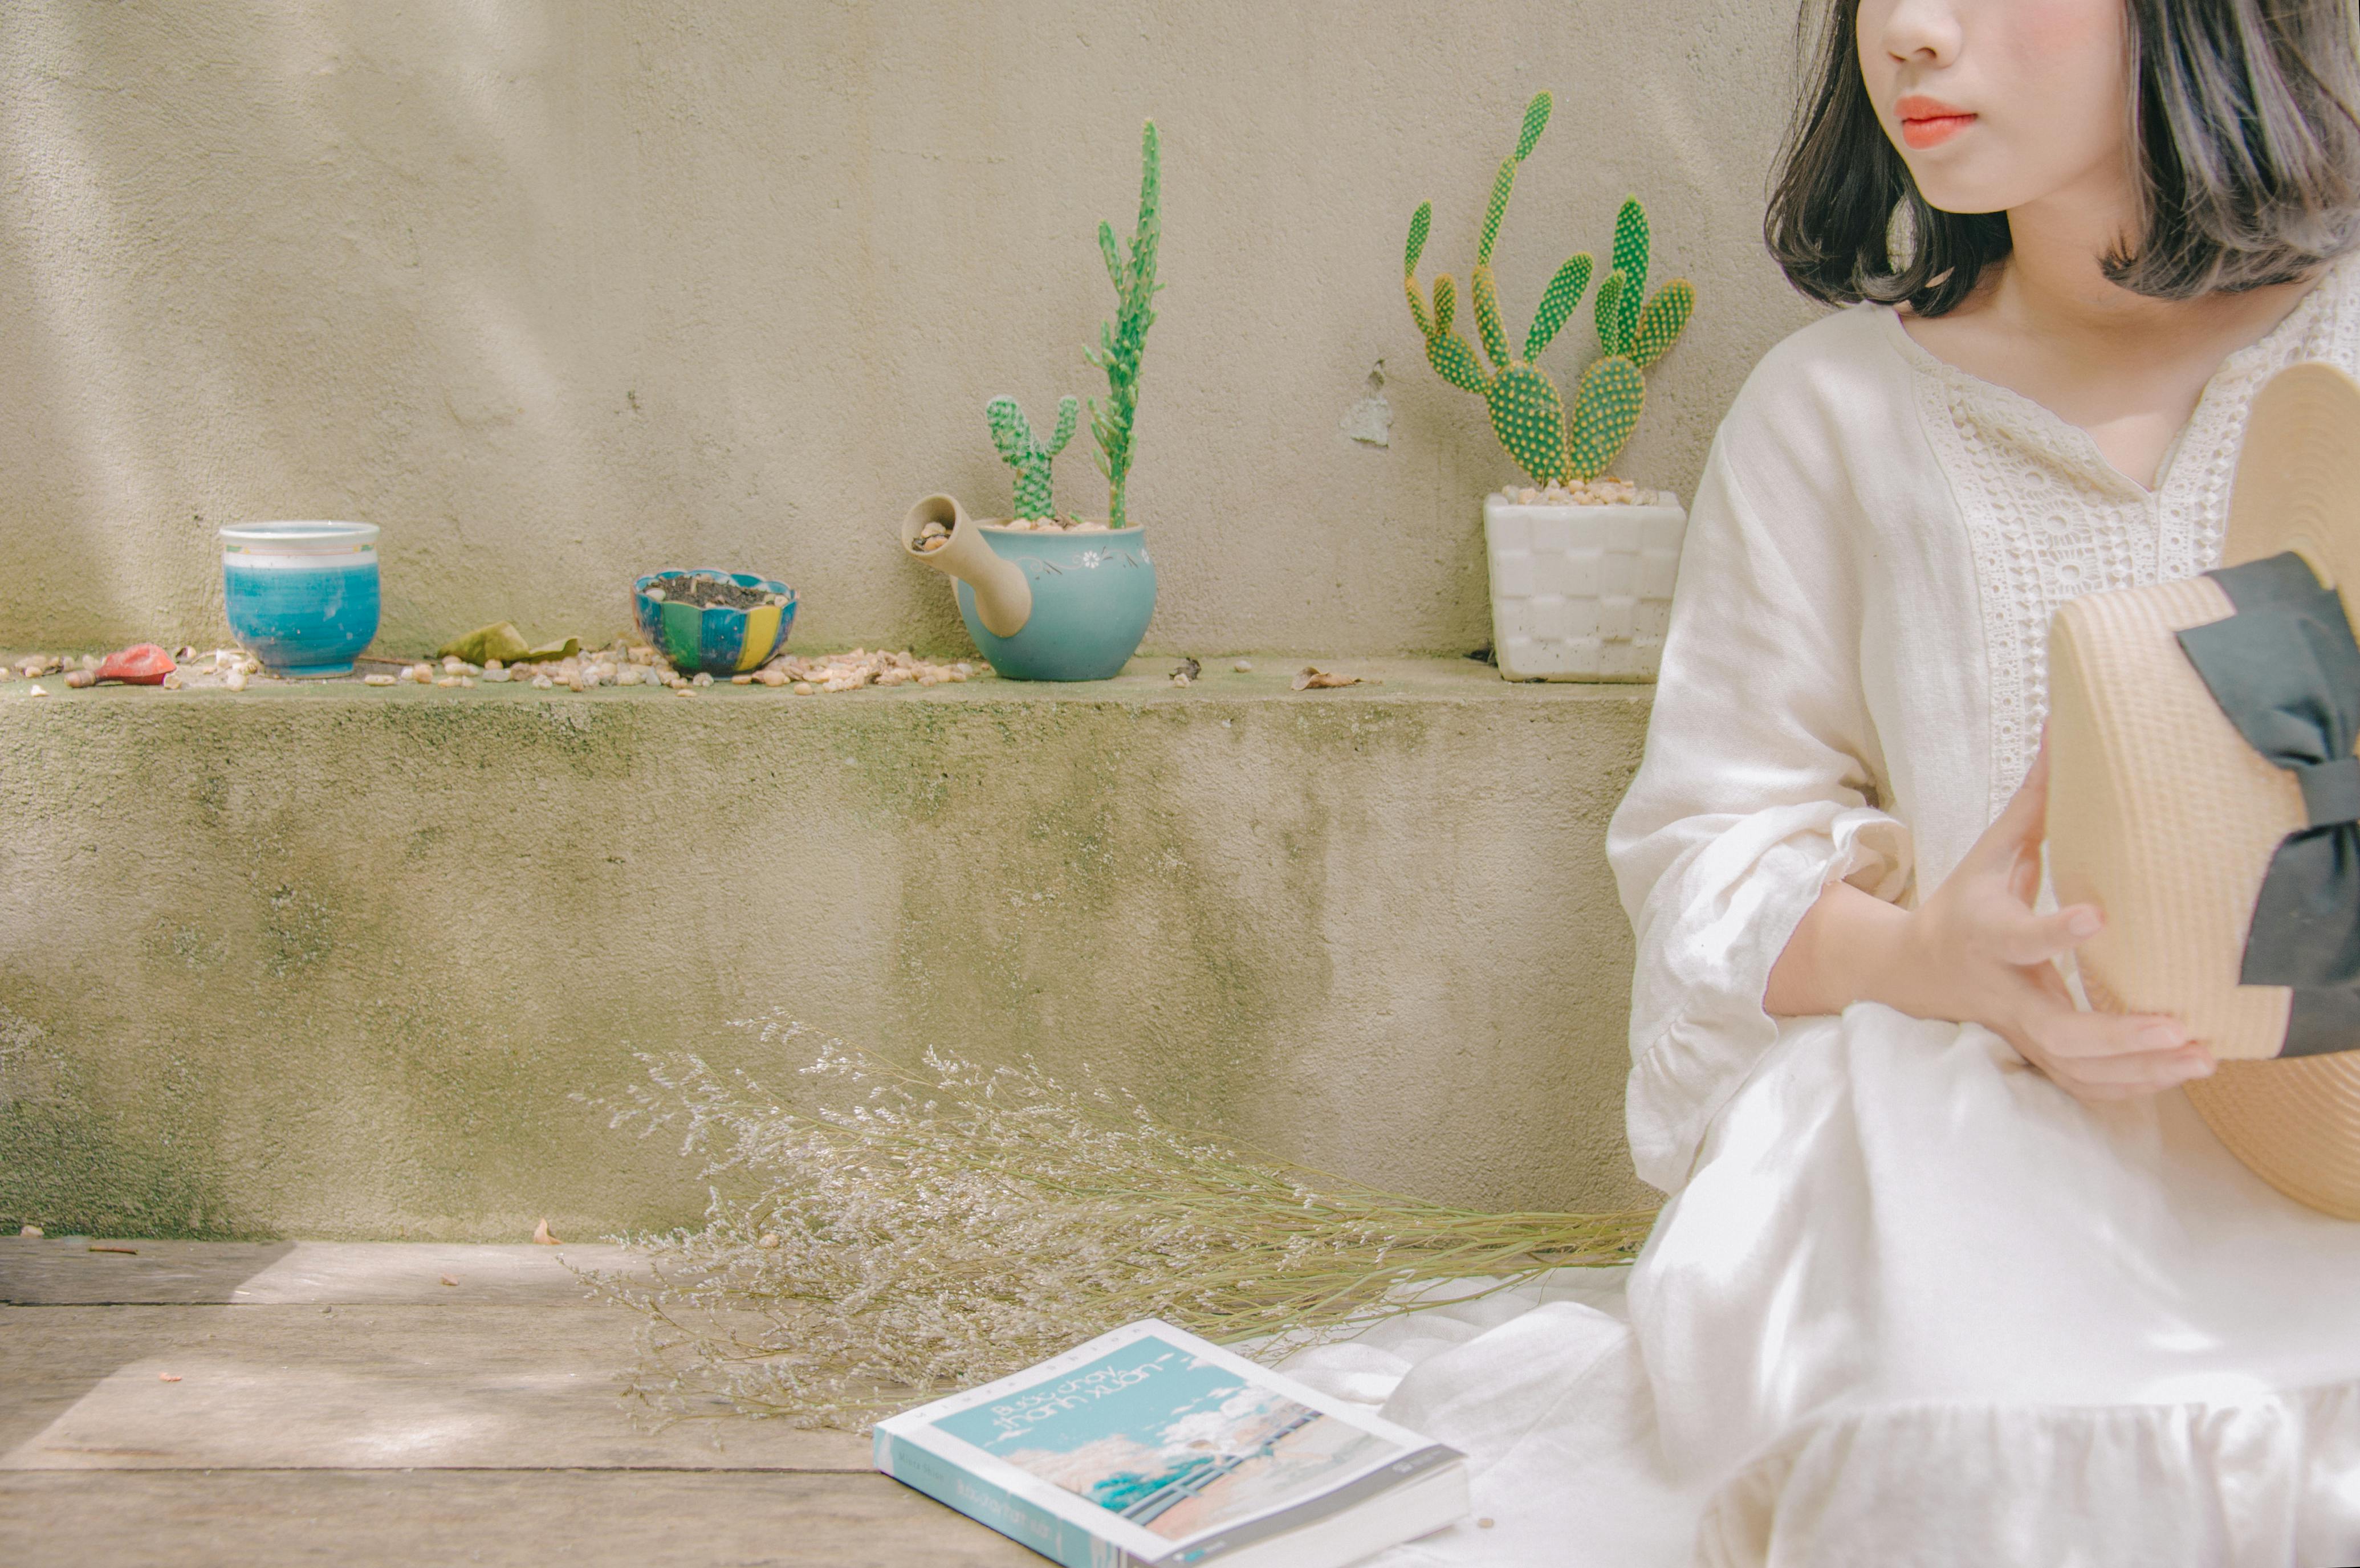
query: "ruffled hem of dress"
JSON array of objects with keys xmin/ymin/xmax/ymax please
[{"xmin": 1695, "ymin": 1382, "xmax": 2360, "ymax": 1568}]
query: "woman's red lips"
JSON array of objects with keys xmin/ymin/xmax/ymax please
[{"xmin": 1895, "ymin": 95, "xmax": 1976, "ymax": 150}]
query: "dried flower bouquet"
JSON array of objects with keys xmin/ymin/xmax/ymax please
[{"xmin": 578, "ymin": 1016, "xmax": 1657, "ymax": 1429}]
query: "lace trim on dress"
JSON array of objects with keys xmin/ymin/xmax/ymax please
[{"xmin": 1887, "ymin": 265, "xmax": 2359, "ymax": 820}]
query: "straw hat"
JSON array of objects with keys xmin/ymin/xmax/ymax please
[{"xmin": 2048, "ymin": 360, "xmax": 2360, "ymax": 1218}]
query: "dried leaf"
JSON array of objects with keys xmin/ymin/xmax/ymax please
[
  {"xmin": 158, "ymin": 1372, "xmax": 181, "ymax": 1383},
  {"xmin": 532, "ymin": 1217, "xmax": 560, "ymax": 1246},
  {"xmin": 439, "ymin": 1274, "xmax": 459, "ymax": 1288},
  {"xmin": 1292, "ymin": 665, "xmax": 1371, "ymax": 690}
]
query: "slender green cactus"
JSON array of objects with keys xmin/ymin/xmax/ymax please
[
  {"xmin": 1593, "ymin": 197, "xmax": 1694, "ymax": 369},
  {"xmin": 1402, "ymin": 99, "xmax": 1696, "ymax": 484},
  {"xmin": 987, "ymin": 395, "xmax": 1080, "ymax": 519},
  {"xmin": 1086, "ymin": 120, "xmax": 1161, "ymax": 528}
]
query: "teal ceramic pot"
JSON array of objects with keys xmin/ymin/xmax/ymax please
[
  {"xmin": 633, "ymin": 569, "xmax": 797, "ymax": 675},
  {"xmin": 219, "ymin": 521, "xmax": 381, "ymax": 678},
  {"xmin": 954, "ymin": 526, "xmax": 1157, "ymax": 682}
]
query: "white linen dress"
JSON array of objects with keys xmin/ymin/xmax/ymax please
[{"xmin": 1287, "ymin": 256, "xmax": 2360, "ymax": 1567}]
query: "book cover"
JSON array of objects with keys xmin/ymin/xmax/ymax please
[{"xmin": 874, "ymin": 1319, "xmax": 1464, "ymax": 1567}]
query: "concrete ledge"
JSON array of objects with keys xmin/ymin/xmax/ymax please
[{"xmin": 0, "ymin": 659, "xmax": 1654, "ymax": 1239}]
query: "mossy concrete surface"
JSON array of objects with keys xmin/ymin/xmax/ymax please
[{"xmin": 0, "ymin": 660, "xmax": 1653, "ymax": 1240}]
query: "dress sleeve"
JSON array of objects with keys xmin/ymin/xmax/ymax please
[{"xmin": 1606, "ymin": 418, "xmax": 1913, "ymax": 1195}]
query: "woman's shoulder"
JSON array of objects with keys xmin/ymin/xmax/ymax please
[
  {"xmin": 1711, "ymin": 303, "xmax": 1922, "ymax": 474},
  {"xmin": 1730, "ymin": 304, "xmax": 1913, "ymax": 413}
]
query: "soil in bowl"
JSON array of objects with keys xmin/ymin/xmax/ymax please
[{"xmin": 648, "ymin": 573, "xmax": 780, "ymax": 610}]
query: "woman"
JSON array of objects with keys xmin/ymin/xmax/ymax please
[{"xmin": 1310, "ymin": 1, "xmax": 2360, "ymax": 1561}]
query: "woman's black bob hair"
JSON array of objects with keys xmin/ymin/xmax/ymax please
[{"xmin": 1767, "ymin": 0, "xmax": 2360, "ymax": 315}]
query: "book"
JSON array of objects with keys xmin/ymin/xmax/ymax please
[{"xmin": 872, "ymin": 1318, "xmax": 1467, "ymax": 1567}]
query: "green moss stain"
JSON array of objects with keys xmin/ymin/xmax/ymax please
[{"xmin": 0, "ymin": 678, "xmax": 1657, "ymax": 1231}]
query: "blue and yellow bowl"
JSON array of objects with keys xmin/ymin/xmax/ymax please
[{"xmin": 633, "ymin": 569, "xmax": 796, "ymax": 675}]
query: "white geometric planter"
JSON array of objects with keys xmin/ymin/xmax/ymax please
[{"xmin": 1482, "ymin": 494, "xmax": 1687, "ymax": 682}]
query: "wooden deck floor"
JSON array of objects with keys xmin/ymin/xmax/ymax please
[{"xmin": 0, "ymin": 1238, "xmax": 1041, "ymax": 1567}]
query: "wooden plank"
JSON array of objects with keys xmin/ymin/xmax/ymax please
[
  {"xmin": 0, "ymin": 1471, "xmax": 1047, "ymax": 1567},
  {"xmin": 0, "ymin": 1305, "xmax": 870, "ymax": 1472},
  {"xmin": 0, "ymin": 1239, "xmax": 296, "ymax": 1305},
  {"xmin": 0, "ymin": 1239, "xmax": 648, "ymax": 1306}
]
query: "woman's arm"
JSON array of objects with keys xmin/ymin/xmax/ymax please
[{"xmin": 1766, "ymin": 742, "xmax": 2215, "ymax": 1100}]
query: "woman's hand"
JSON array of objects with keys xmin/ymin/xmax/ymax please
[{"xmin": 1766, "ymin": 742, "xmax": 2216, "ymax": 1101}]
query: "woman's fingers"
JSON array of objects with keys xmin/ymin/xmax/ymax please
[
  {"xmin": 2053, "ymin": 1044, "xmax": 2215, "ymax": 1088},
  {"xmin": 2014, "ymin": 1005, "xmax": 2215, "ymax": 1097},
  {"xmin": 1982, "ymin": 902, "xmax": 2104, "ymax": 966}
]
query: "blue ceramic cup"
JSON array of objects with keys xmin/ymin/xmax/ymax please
[{"xmin": 221, "ymin": 522, "xmax": 382, "ymax": 677}]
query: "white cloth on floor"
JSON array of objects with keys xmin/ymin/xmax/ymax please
[{"xmin": 1284, "ymin": 258, "xmax": 2360, "ymax": 1566}]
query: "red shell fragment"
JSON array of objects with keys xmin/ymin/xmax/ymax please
[{"xmin": 95, "ymin": 644, "xmax": 176, "ymax": 685}]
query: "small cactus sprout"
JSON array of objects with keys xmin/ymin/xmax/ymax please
[
  {"xmin": 1086, "ymin": 120, "xmax": 1161, "ymax": 528},
  {"xmin": 1402, "ymin": 96, "xmax": 1695, "ymax": 486},
  {"xmin": 987, "ymin": 395, "xmax": 1079, "ymax": 520}
]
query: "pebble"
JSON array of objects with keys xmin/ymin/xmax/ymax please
[
  {"xmin": 674, "ymin": 684, "xmax": 697, "ymax": 696},
  {"xmin": 18, "ymin": 1225, "xmax": 40, "ymax": 1238},
  {"xmin": 730, "ymin": 673, "xmax": 754, "ymax": 685},
  {"xmin": 436, "ymin": 675, "xmax": 463, "ymax": 688},
  {"xmin": 224, "ymin": 670, "xmax": 248, "ymax": 693},
  {"xmin": 408, "ymin": 665, "xmax": 434, "ymax": 685},
  {"xmin": 691, "ymin": 671, "xmax": 714, "ymax": 687},
  {"xmin": 792, "ymin": 682, "xmax": 814, "ymax": 695},
  {"xmin": 1496, "ymin": 476, "xmax": 1659, "ymax": 508},
  {"xmin": 364, "ymin": 674, "xmax": 398, "ymax": 687},
  {"xmin": 755, "ymin": 669, "xmax": 788, "ymax": 687},
  {"xmin": 27, "ymin": 683, "xmax": 47, "ymax": 697},
  {"xmin": 532, "ymin": 674, "xmax": 555, "ymax": 690},
  {"xmin": 63, "ymin": 670, "xmax": 95, "ymax": 689},
  {"xmin": 1233, "ymin": 659, "xmax": 1254, "ymax": 673},
  {"xmin": 482, "ymin": 667, "xmax": 511, "ymax": 683},
  {"xmin": 161, "ymin": 673, "xmax": 183, "ymax": 690},
  {"xmin": 442, "ymin": 657, "xmax": 467, "ymax": 675},
  {"xmin": 768, "ymin": 650, "xmax": 974, "ymax": 692}
]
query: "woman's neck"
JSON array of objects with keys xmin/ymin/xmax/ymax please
[{"xmin": 1904, "ymin": 189, "xmax": 2322, "ymax": 488}]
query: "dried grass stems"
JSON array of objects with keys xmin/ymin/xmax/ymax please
[{"xmin": 575, "ymin": 1015, "xmax": 1657, "ymax": 1430}]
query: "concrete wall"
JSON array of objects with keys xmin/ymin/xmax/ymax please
[
  {"xmin": 0, "ymin": 669, "xmax": 1654, "ymax": 1240},
  {"xmin": 0, "ymin": 0, "xmax": 1816, "ymax": 659}
]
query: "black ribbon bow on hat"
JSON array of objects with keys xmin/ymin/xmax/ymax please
[{"xmin": 2178, "ymin": 550, "xmax": 2360, "ymax": 1056}]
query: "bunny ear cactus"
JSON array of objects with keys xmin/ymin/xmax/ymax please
[
  {"xmin": 1403, "ymin": 99, "xmax": 1696, "ymax": 486},
  {"xmin": 1593, "ymin": 198, "xmax": 1694, "ymax": 371},
  {"xmin": 1086, "ymin": 120, "xmax": 1161, "ymax": 528},
  {"xmin": 987, "ymin": 395, "xmax": 1080, "ymax": 520}
]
